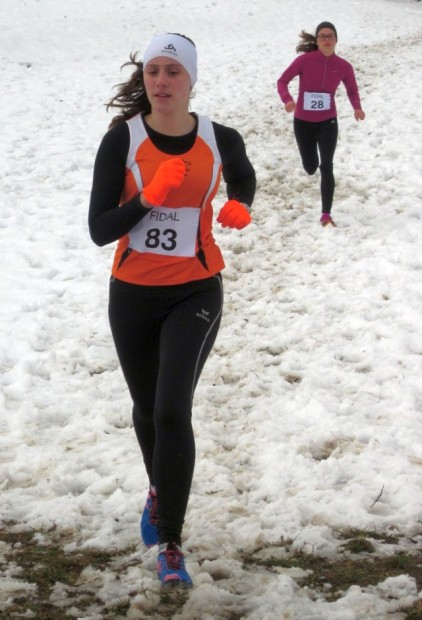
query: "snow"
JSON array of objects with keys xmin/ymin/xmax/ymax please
[{"xmin": 1, "ymin": 0, "xmax": 421, "ymax": 617}]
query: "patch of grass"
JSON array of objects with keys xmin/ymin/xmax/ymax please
[
  {"xmin": 336, "ymin": 526, "xmax": 400, "ymax": 546},
  {"xmin": 403, "ymin": 599, "xmax": 422, "ymax": 620},
  {"xmin": 159, "ymin": 589, "xmax": 190, "ymax": 617},
  {"xmin": 1, "ymin": 523, "xmax": 421, "ymax": 618},
  {"xmin": 3, "ymin": 528, "xmax": 113, "ymax": 590},
  {"xmin": 303, "ymin": 553, "xmax": 421, "ymax": 598},
  {"xmin": 284, "ymin": 374, "xmax": 302, "ymax": 384},
  {"xmin": 241, "ymin": 531, "xmax": 422, "ymax": 612},
  {"xmin": 0, "ymin": 524, "xmax": 137, "ymax": 619},
  {"xmin": 342, "ymin": 537, "xmax": 376, "ymax": 553}
]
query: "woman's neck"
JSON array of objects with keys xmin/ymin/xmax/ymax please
[
  {"xmin": 144, "ymin": 111, "xmax": 196, "ymax": 136},
  {"xmin": 319, "ymin": 48, "xmax": 336, "ymax": 58}
]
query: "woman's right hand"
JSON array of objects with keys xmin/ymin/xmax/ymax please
[
  {"xmin": 284, "ymin": 101, "xmax": 296, "ymax": 113},
  {"xmin": 142, "ymin": 158, "xmax": 186, "ymax": 207}
]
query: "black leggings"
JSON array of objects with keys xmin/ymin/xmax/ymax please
[
  {"xmin": 294, "ymin": 117, "xmax": 338, "ymax": 213},
  {"xmin": 108, "ymin": 274, "xmax": 223, "ymax": 545}
]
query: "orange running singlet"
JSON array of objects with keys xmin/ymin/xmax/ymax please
[{"xmin": 111, "ymin": 115, "xmax": 225, "ymax": 286}]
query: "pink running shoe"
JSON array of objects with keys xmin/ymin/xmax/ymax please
[{"xmin": 320, "ymin": 213, "xmax": 336, "ymax": 227}]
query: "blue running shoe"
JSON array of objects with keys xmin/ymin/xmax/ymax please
[
  {"xmin": 157, "ymin": 542, "xmax": 193, "ymax": 589},
  {"xmin": 140, "ymin": 490, "xmax": 158, "ymax": 547}
]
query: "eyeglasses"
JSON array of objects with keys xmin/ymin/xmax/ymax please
[{"xmin": 317, "ymin": 34, "xmax": 336, "ymax": 40}]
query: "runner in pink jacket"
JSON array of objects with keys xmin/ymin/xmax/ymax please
[{"xmin": 277, "ymin": 22, "xmax": 365, "ymax": 226}]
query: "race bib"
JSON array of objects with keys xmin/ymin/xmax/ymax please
[
  {"xmin": 129, "ymin": 206, "xmax": 200, "ymax": 257},
  {"xmin": 304, "ymin": 91, "xmax": 331, "ymax": 111}
]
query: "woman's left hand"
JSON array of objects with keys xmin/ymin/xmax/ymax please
[
  {"xmin": 354, "ymin": 109, "xmax": 366, "ymax": 121},
  {"xmin": 217, "ymin": 200, "xmax": 252, "ymax": 230}
]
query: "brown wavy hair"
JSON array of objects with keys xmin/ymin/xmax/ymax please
[
  {"xmin": 296, "ymin": 30, "xmax": 318, "ymax": 54},
  {"xmin": 106, "ymin": 53, "xmax": 150, "ymax": 129}
]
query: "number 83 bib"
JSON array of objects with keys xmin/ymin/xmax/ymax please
[{"xmin": 129, "ymin": 206, "xmax": 200, "ymax": 257}]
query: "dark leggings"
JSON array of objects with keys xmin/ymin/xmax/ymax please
[
  {"xmin": 108, "ymin": 274, "xmax": 223, "ymax": 545},
  {"xmin": 294, "ymin": 117, "xmax": 338, "ymax": 213}
]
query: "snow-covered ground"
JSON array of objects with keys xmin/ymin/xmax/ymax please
[{"xmin": 1, "ymin": 0, "xmax": 421, "ymax": 617}]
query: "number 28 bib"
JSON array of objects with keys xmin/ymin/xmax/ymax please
[
  {"xmin": 303, "ymin": 91, "xmax": 331, "ymax": 111},
  {"xmin": 129, "ymin": 206, "xmax": 200, "ymax": 257}
]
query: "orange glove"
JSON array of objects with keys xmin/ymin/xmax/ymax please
[
  {"xmin": 142, "ymin": 158, "xmax": 186, "ymax": 206},
  {"xmin": 217, "ymin": 200, "xmax": 252, "ymax": 230}
]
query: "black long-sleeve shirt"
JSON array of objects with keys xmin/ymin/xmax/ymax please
[{"xmin": 88, "ymin": 114, "xmax": 256, "ymax": 247}]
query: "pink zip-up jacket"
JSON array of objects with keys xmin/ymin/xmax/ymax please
[{"xmin": 277, "ymin": 50, "xmax": 362, "ymax": 122}]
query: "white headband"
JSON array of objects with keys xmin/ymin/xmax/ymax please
[{"xmin": 143, "ymin": 34, "xmax": 197, "ymax": 86}]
